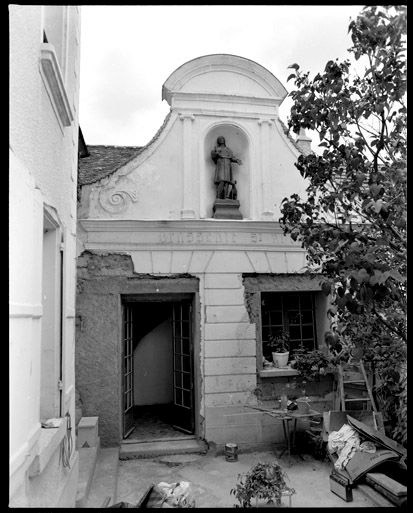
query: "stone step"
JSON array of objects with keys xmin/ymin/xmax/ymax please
[
  {"xmin": 85, "ymin": 447, "xmax": 120, "ymax": 508},
  {"xmin": 119, "ymin": 438, "xmax": 208, "ymax": 460},
  {"xmin": 77, "ymin": 416, "xmax": 99, "ymax": 449},
  {"xmin": 75, "ymin": 442, "xmax": 100, "ymax": 507},
  {"xmin": 357, "ymin": 484, "xmax": 395, "ymax": 508}
]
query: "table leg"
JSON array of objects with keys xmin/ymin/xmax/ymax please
[
  {"xmin": 279, "ymin": 419, "xmax": 288, "ymax": 457},
  {"xmin": 291, "ymin": 417, "xmax": 305, "ymax": 460},
  {"xmin": 292, "ymin": 418, "xmax": 297, "ymax": 454},
  {"xmin": 283, "ymin": 419, "xmax": 291, "ymax": 463}
]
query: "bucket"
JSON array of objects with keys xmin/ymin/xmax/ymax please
[
  {"xmin": 224, "ymin": 442, "xmax": 238, "ymax": 462},
  {"xmin": 296, "ymin": 398, "xmax": 310, "ymax": 413}
]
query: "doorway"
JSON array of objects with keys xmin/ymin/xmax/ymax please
[{"xmin": 121, "ymin": 294, "xmax": 196, "ymax": 441}]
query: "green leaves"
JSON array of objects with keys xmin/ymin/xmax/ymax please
[
  {"xmin": 230, "ymin": 462, "xmax": 295, "ymax": 507},
  {"xmin": 280, "ymin": 5, "xmax": 406, "ymax": 445}
]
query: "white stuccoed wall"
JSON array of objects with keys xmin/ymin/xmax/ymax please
[
  {"xmin": 79, "ymin": 54, "xmax": 308, "ymax": 221},
  {"xmin": 9, "ymin": 5, "xmax": 80, "ymax": 507}
]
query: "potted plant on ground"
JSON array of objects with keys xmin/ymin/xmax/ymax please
[
  {"xmin": 230, "ymin": 461, "xmax": 295, "ymax": 507},
  {"xmin": 268, "ymin": 330, "xmax": 290, "ymax": 368}
]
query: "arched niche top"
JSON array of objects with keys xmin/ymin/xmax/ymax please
[{"xmin": 162, "ymin": 54, "xmax": 288, "ymax": 105}]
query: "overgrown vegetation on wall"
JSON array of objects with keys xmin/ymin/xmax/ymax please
[{"xmin": 280, "ymin": 6, "xmax": 406, "ymax": 444}]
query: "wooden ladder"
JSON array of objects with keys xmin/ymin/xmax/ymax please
[{"xmin": 338, "ymin": 360, "xmax": 378, "ymax": 412}]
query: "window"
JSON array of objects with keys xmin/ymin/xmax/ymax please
[
  {"xmin": 261, "ymin": 292, "xmax": 317, "ymax": 360},
  {"xmin": 40, "ymin": 209, "xmax": 64, "ymax": 420}
]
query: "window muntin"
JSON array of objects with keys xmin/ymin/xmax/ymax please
[{"xmin": 261, "ymin": 292, "xmax": 316, "ymax": 360}]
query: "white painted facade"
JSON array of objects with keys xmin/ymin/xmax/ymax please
[
  {"xmin": 77, "ymin": 55, "xmax": 327, "ymax": 447},
  {"xmin": 78, "ymin": 54, "xmax": 309, "ymax": 222},
  {"xmin": 9, "ymin": 5, "xmax": 80, "ymax": 506}
]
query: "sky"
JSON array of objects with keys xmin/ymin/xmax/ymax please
[{"xmin": 79, "ymin": 4, "xmax": 364, "ymax": 148}]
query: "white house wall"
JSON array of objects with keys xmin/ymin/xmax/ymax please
[{"xmin": 9, "ymin": 5, "xmax": 80, "ymax": 507}]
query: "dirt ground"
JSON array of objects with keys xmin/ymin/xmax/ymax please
[{"xmin": 114, "ymin": 450, "xmax": 376, "ymax": 508}]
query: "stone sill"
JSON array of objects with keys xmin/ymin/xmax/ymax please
[
  {"xmin": 28, "ymin": 419, "xmax": 66, "ymax": 477},
  {"xmin": 259, "ymin": 368, "xmax": 299, "ymax": 378}
]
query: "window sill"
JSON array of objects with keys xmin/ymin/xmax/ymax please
[
  {"xmin": 39, "ymin": 43, "xmax": 73, "ymax": 128},
  {"xmin": 28, "ymin": 418, "xmax": 66, "ymax": 477},
  {"xmin": 259, "ymin": 368, "xmax": 299, "ymax": 378}
]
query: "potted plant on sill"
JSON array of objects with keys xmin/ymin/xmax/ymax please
[
  {"xmin": 230, "ymin": 461, "xmax": 295, "ymax": 508},
  {"xmin": 293, "ymin": 349, "xmax": 333, "ymax": 382},
  {"xmin": 268, "ymin": 330, "xmax": 290, "ymax": 368}
]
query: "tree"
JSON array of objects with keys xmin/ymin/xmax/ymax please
[{"xmin": 280, "ymin": 5, "xmax": 406, "ymax": 443}]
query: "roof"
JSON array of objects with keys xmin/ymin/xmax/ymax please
[
  {"xmin": 78, "ymin": 145, "xmax": 144, "ymax": 186},
  {"xmin": 78, "ymin": 110, "xmax": 172, "ymax": 187},
  {"xmin": 277, "ymin": 118, "xmax": 310, "ymax": 155},
  {"xmin": 78, "ymin": 127, "xmax": 90, "ymax": 158}
]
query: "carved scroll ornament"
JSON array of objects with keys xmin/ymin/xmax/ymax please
[{"xmin": 98, "ymin": 179, "xmax": 138, "ymax": 214}]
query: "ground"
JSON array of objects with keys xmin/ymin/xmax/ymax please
[{"xmin": 114, "ymin": 450, "xmax": 376, "ymax": 508}]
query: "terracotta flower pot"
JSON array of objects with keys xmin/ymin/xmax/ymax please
[{"xmin": 272, "ymin": 352, "xmax": 289, "ymax": 368}]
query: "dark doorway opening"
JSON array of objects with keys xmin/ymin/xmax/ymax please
[{"xmin": 122, "ymin": 295, "xmax": 195, "ymax": 441}]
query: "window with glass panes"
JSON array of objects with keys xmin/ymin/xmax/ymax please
[{"xmin": 261, "ymin": 292, "xmax": 317, "ymax": 359}]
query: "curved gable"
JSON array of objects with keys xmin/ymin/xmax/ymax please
[{"xmin": 162, "ymin": 54, "xmax": 288, "ymax": 104}]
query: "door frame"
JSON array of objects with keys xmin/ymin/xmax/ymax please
[{"xmin": 120, "ymin": 289, "xmax": 200, "ymax": 440}]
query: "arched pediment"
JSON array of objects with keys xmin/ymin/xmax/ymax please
[{"xmin": 162, "ymin": 54, "xmax": 288, "ymax": 105}]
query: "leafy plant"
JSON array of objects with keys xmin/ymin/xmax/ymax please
[
  {"xmin": 294, "ymin": 349, "xmax": 333, "ymax": 381},
  {"xmin": 267, "ymin": 329, "xmax": 290, "ymax": 353},
  {"xmin": 279, "ymin": 5, "xmax": 406, "ymax": 443},
  {"xmin": 230, "ymin": 461, "xmax": 295, "ymax": 508}
]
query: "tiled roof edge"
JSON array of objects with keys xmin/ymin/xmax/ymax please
[
  {"xmin": 277, "ymin": 117, "xmax": 306, "ymax": 155},
  {"xmin": 79, "ymin": 146, "xmax": 143, "ymax": 186},
  {"xmin": 81, "ymin": 109, "xmax": 173, "ymax": 186}
]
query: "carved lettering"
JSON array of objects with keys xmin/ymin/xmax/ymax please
[{"xmin": 156, "ymin": 231, "xmax": 274, "ymax": 246}]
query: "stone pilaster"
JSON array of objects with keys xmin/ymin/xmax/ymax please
[
  {"xmin": 258, "ymin": 118, "xmax": 274, "ymax": 220},
  {"xmin": 179, "ymin": 113, "xmax": 196, "ymax": 219}
]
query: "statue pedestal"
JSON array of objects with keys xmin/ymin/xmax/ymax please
[{"xmin": 212, "ymin": 199, "xmax": 243, "ymax": 219}]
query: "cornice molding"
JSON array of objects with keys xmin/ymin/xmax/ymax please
[
  {"xmin": 172, "ymin": 92, "xmax": 283, "ymax": 107},
  {"xmin": 163, "ymin": 54, "xmax": 288, "ymax": 105},
  {"xmin": 79, "ymin": 218, "xmax": 285, "ymax": 233},
  {"xmin": 77, "ymin": 218, "xmax": 304, "ymax": 253}
]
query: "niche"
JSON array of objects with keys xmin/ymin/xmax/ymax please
[{"xmin": 203, "ymin": 124, "xmax": 250, "ymax": 219}]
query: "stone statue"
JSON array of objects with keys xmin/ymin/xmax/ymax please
[{"xmin": 211, "ymin": 136, "xmax": 242, "ymax": 200}]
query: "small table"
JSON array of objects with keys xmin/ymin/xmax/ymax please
[{"xmin": 245, "ymin": 406, "xmax": 323, "ymax": 462}]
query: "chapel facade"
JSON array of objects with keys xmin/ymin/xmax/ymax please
[{"xmin": 76, "ymin": 54, "xmax": 332, "ymax": 451}]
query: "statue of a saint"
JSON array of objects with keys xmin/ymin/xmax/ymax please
[{"xmin": 211, "ymin": 136, "xmax": 242, "ymax": 200}]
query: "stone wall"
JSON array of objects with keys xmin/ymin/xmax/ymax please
[
  {"xmin": 75, "ymin": 216, "xmax": 333, "ymax": 449},
  {"xmin": 76, "ymin": 251, "xmax": 200, "ymax": 446}
]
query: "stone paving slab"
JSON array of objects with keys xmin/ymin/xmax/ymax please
[
  {"xmin": 86, "ymin": 447, "xmax": 120, "ymax": 508},
  {"xmin": 115, "ymin": 450, "xmax": 377, "ymax": 508}
]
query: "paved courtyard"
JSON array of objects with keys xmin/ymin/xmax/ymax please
[{"xmin": 115, "ymin": 450, "xmax": 376, "ymax": 508}]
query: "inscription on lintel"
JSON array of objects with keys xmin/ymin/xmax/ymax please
[{"xmin": 158, "ymin": 231, "xmax": 286, "ymax": 246}]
